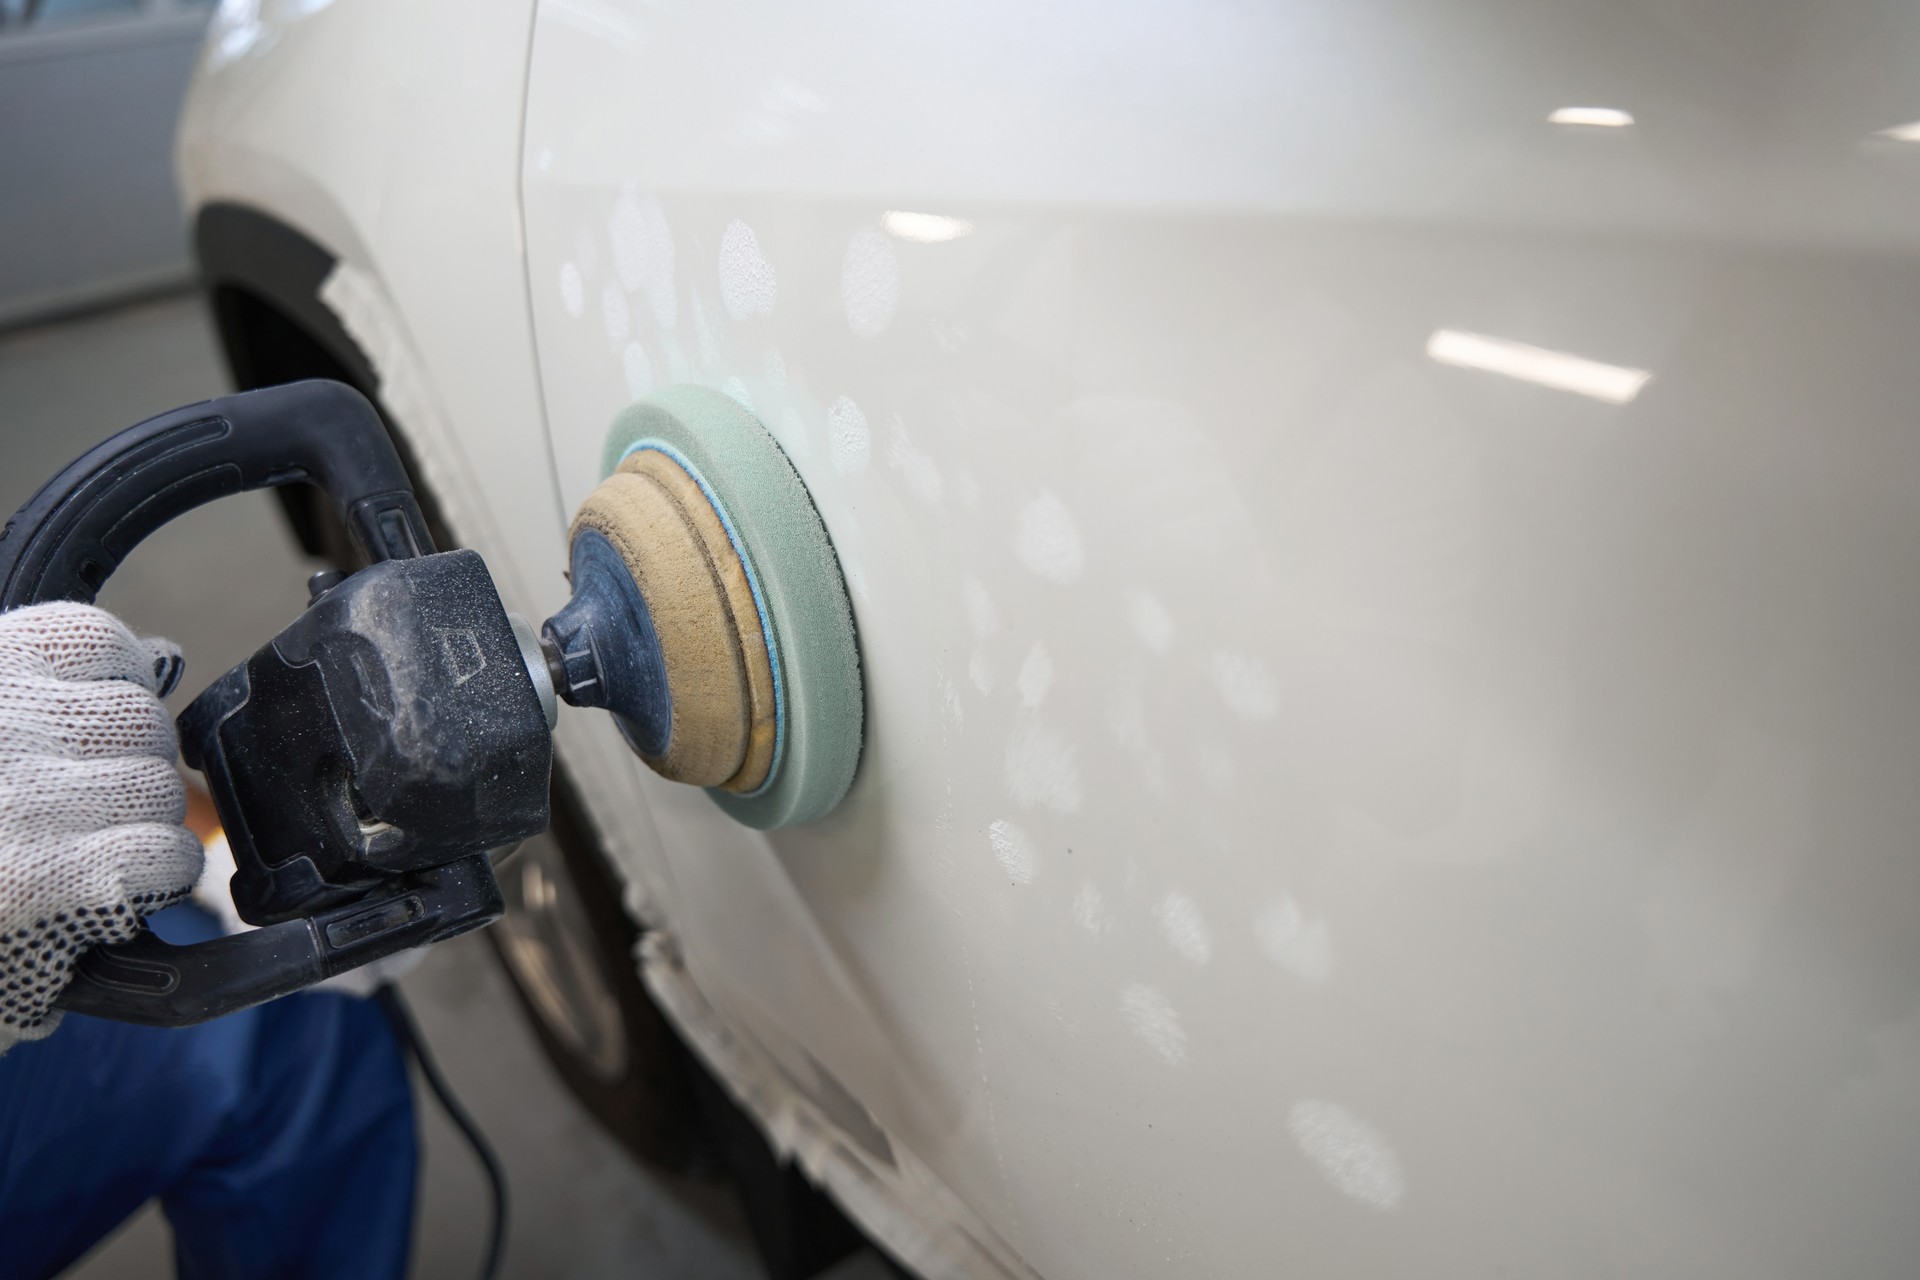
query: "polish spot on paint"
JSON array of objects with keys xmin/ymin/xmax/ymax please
[
  {"xmin": 939, "ymin": 673, "xmax": 964, "ymax": 729},
  {"xmin": 1287, "ymin": 1100, "xmax": 1405, "ymax": 1209},
  {"xmin": 1210, "ymin": 651, "xmax": 1279, "ymax": 721},
  {"xmin": 987, "ymin": 819, "xmax": 1035, "ymax": 884},
  {"xmin": 558, "ymin": 262, "xmax": 584, "ymax": 319},
  {"xmin": 621, "ymin": 343, "xmax": 652, "ymax": 400},
  {"xmin": 1004, "ymin": 721, "xmax": 1081, "ymax": 814},
  {"xmin": 722, "ymin": 377, "xmax": 755, "ymax": 412},
  {"xmin": 1045, "ymin": 996, "xmax": 1084, "ymax": 1040},
  {"xmin": 1255, "ymin": 898, "xmax": 1333, "ymax": 985},
  {"xmin": 953, "ymin": 469, "xmax": 981, "ymax": 509},
  {"xmin": 663, "ymin": 335, "xmax": 693, "ymax": 384},
  {"xmin": 968, "ymin": 649, "xmax": 994, "ymax": 695},
  {"xmin": 1125, "ymin": 588, "xmax": 1174, "ymax": 653},
  {"xmin": 572, "ymin": 227, "xmax": 599, "ymax": 277},
  {"xmin": 535, "ymin": 147, "xmax": 554, "ymax": 172},
  {"xmin": 885, "ymin": 416, "xmax": 943, "ymax": 506},
  {"xmin": 601, "ymin": 280, "xmax": 630, "ymax": 346},
  {"xmin": 732, "ymin": 76, "xmax": 828, "ymax": 147},
  {"xmin": 841, "ymin": 226, "xmax": 900, "ymax": 338},
  {"xmin": 1071, "ymin": 883, "xmax": 1111, "ymax": 936},
  {"xmin": 1015, "ymin": 492, "xmax": 1085, "ymax": 583},
  {"xmin": 609, "ymin": 187, "xmax": 676, "ymax": 329},
  {"xmin": 1106, "ymin": 686, "xmax": 1168, "ymax": 795},
  {"xmin": 828, "ymin": 396, "xmax": 870, "ymax": 474},
  {"xmin": 691, "ymin": 293, "xmax": 721, "ymax": 369},
  {"xmin": 1195, "ymin": 743, "xmax": 1237, "ymax": 794},
  {"xmin": 1017, "ymin": 642, "xmax": 1054, "ymax": 709},
  {"xmin": 1155, "ymin": 894, "xmax": 1212, "ymax": 966},
  {"xmin": 1119, "ymin": 984, "xmax": 1188, "ymax": 1064},
  {"xmin": 719, "ymin": 219, "xmax": 777, "ymax": 320},
  {"xmin": 962, "ymin": 579, "xmax": 999, "ymax": 639},
  {"xmin": 765, "ymin": 347, "xmax": 788, "ymax": 388}
]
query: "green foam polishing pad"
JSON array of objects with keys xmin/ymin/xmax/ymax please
[{"xmin": 599, "ymin": 386, "xmax": 863, "ymax": 828}]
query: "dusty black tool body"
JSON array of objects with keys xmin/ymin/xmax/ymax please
[{"xmin": 0, "ymin": 380, "xmax": 554, "ymax": 1026}]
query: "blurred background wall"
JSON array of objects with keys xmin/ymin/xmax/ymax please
[{"xmin": 0, "ymin": 0, "xmax": 213, "ymax": 326}]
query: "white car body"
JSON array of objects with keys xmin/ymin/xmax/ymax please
[{"xmin": 179, "ymin": 2, "xmax": 1920, "ymax": 1275}]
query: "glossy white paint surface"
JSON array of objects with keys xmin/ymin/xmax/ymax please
[{"xmin": 191, "ymin": 1, "xmax": 1920, "ymax": 1275}]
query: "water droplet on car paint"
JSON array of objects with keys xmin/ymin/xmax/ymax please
[
  {"xmin": 719, "ymin": 219, "xmax": 778, "ymax": 320},
  {"xmin": 841, "ymin": 225, "xmax": 899, "ymax": 338}
]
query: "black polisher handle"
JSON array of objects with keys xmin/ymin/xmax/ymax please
[
  {"xmin": 0, "ymin": 379, "xmax": 441, "ymax": 1026},
  {"xmin": 0, "ymin": 378, "xmax": 434, "ymax": 609},
  {"xmin": 57, "ymin": 855, "xmax": 503, "ymax": 1028}
]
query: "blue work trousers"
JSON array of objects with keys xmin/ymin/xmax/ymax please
[{"xmin": 0, "ymin": 907, "xmax": 418, "ymax": 1279}]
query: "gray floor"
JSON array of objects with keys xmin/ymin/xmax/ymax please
[{"xmin": 0, "ymin": 294, "xmax": 884, "ymax": 1280}]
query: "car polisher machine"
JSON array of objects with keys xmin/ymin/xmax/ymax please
[{"xmin": 0, "ymin": 378, "xmax": 862, "ymax": 1027}]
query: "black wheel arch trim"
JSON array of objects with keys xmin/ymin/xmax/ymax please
[
  {"xmin": 194, "ymin": 202, "xmax": 380, "ymax": 396},
  {"xmin": 192, "ymin": 202, "xmax": 455, "ymax": 559}
]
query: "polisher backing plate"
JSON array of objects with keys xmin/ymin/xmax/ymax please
[
  {"xmin": 597, "ymin": 386, "xmax": 863, "ymax": 829},
  {"xmin": 571, "ymin": 449, "xmax": 776, "ymax": 792}
]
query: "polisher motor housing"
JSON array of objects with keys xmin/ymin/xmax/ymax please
[{"xmin": 181, "ymin": 548, "xmax": 555, "ymax": 926}]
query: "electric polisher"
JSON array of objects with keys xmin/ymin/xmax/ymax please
[{"xmin": 0, "ymin": 379, "xmax": 861, "ymax": 1027}]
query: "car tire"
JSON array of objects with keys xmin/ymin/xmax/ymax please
[{"xmin": 487, "ymin": 769, "xmax": 698, "ymax": 1169}]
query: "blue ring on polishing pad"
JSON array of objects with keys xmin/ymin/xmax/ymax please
[
  {"xmin": 600, "ymin": 387, "xmax": 863, "ymax": 828},
  {"xmin": 619, "ymin": 439, "xmax": 787, "ymax": 798}
]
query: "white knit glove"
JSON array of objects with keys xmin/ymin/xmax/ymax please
[{"xmin": 0, "ymin": 602, "xmax": 201, "ymax": 1049}]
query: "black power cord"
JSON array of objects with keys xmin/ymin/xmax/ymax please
[{"xmin": 376, "ymin": 985, "xmax": 509, "ymax": 1280}]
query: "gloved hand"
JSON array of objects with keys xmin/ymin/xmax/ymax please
[{"xmin": 0, "ymin": 602, "xmax": 201, "ymax": 1048}]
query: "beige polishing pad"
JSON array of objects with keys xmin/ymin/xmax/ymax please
[{"xmin": 569, "ymin": 448, "xmax": 776, "ymax": 792}]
